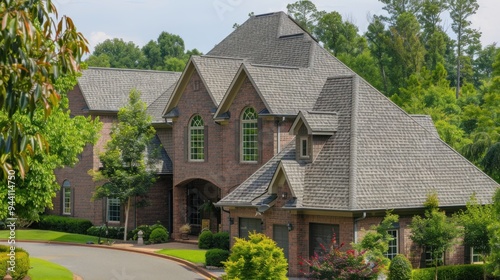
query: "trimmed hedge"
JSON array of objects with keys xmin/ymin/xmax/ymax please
[
  {"xmin": 198, "ymin": 230, "xmax": 213, "ymax": 249},
  {"xmin": 389, "ymin": 254, "xmax": 413, "ymax": 280},
  {"xmin": 149, "ymin": 228, "xmax": 169, "ymax": 244},
  {"xmin": 0, "ymin": 245, "xmax": 30, "ymax": 280},
  {"xmin": 38, "ymin": 215, "xmax": 93, "ymax": 234},
  {"xmin": 413, "ymin": 264, "xmax": 487, "ymax": 280},
  {"xmin": 212, "ymin": 231, "xmax": 229, "ymax": 250},
  {"xmin": 86, "ymin": 226, "xmax": 125, "ymax": 240},
  {"xmin": 205, "ymin": 249, "xmax": 229, "ymax": 267},
  {"xmin": 130, "ymin": 222, "xmax": 168, "ymax": 241}
]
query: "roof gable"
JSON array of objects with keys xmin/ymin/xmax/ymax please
[{"xmin": 290, "ymin": 111, "xmax": 338, "ymax": 135}]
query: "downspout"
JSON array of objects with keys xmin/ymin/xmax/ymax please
[{"xmin": 354, "ymin": 212, "xmax": 367, "ymax": 243}]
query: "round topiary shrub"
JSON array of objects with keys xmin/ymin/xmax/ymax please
[
  {"xmin": 206, "ymin": 248, "xmax": 229, "ymax": 267},
  {"xmin": 149, "ymin": 228, "xmax": 169, "ymax": 244},
  {"xmin": 388, "ymin": 254, "xmax": 413, "ymax": 280},
  {"xmin": 198, "ymin": 230, "xmax": 213, "ymax": 249},
  {"xmin": 222, "ymin": 232, "xmax": 288, "ymax": 280},
  {"xmin": 212, "ymin": 231, "xmax": 230, "ymax": 250},
  {"xmin": 0, "ymin": 245, "xmax": 30, "ymax": 280}
]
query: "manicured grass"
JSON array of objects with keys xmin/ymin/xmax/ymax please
[
  {"xmin": 156, "ymin": 249, "xmax": 207, "ymax": 264},
  {"xmin": 0, "ymin": 229, "xmax": 99, "ymax": 244},
  {"xmin": 28, "ymin": 258, "xmax": 73, "ymax": 280}
]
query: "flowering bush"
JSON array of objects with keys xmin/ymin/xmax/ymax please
[{"xmin": 301, "ymin": 236, "xmax": 380, "ymax": 280}]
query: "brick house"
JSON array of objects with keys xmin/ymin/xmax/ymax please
[{"xmin": 53, "ymin": 11, "xmax": 498, "ymax": 276}]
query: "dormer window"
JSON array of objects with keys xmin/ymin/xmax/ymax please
[{"xmin": 300, "ymin": 136, "xmax": 309, "ymax": 158}]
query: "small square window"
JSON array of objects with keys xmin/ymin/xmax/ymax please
[{"xmin": 471, "ymin": 247, "xmax": 483, "ymax": 263}]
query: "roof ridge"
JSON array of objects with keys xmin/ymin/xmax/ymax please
[
  {"xmin": 306, "ymin": 110, "xmax": 337, "ymax": 115},
  {"xmin": 249, "ymin": 63, "xmax": 300, "ymax": 70},
  {"xmin": 86, "ymin": 67, "xmax": 179, "ymax": 74},
  {"xmin": 199, "ymin": 55, "xmax": 246, "ymax": 61}
]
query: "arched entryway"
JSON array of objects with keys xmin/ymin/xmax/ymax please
[{"xmin": 176, "ymin": 179, "xmax": 221, "ymax": 235}]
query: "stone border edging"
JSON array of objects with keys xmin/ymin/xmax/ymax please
[{"xmin": 2, "ymin": 240, "xmax": 221, "ymax": 280}]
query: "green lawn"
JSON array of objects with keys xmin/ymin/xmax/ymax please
[
  {"xmin": 156, "ymin": 249, "xmax": 207, "ymax": 264},
  {"xmin": 0, "ymin": 229, "xmax": 99, "ymax": 244},
  {"xmin": 28, "ymin": 258, "xmax": 73, "ymax": 280}
]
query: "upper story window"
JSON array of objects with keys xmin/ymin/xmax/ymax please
[
  {"xmin": 299, "ymin": 136, "xmax": 309, "ymax": 158},
  {"xmin": 62, "ymin": 180, "xmax": 71, "ymax": 215},
  {"xmin": 189, "ymin": 115, "xmax": 205, "ymax": 161},
  {"xmin": 241, "ymin": 107, "xmax": 258, "ymax": 162}
]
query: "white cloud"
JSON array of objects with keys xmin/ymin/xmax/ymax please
[{"xmin": 88, "ymin": 31, "xmax": 113, "ymax": 53}]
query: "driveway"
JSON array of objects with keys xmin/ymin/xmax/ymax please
[{"xmin": 3, "ymin": 242, "xmax": 208, "ymax": 280}]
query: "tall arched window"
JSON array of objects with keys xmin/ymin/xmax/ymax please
[
  {"xmin": 241, "ymin": 107, "xmax": 258, "ymax": 162},
  {"xmin": 62, "ymin": 180, "xmax": 71, "ymax": 215},
  {"xmin": 189, "ymin": 115, "xmax": 205, "ymax": 161}
]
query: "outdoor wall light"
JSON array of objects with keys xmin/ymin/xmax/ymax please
[
  {"xmin": 287, "ymin": 222, "xmax": 293, "ymax": 231},
  {"xmin": 282, "ymin": 192, "xmax": 287, "ymax": 199}
]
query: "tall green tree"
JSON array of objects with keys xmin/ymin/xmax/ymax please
[
  {"xmin": 488, "ymin": 188, "xmax": 500, "ymax": 276},
  {"xmin": 315, "ymin": 11, "xmax": 365, "ymax": 57},
  {"xmin": 366, "ymin": 15, "xmax": 392, "ymax": 94},
  {"xmin": 286, "ymin": 0, "xmax": 325, "ymax": 33},
  {"xmin": 448, "ymin": 0, "xmax": 479, "ymax": 98},
  {"xmin": 91, "ymin": 89, "xmax": 158, "ymax": 240},
  {"xmin": 0, "ymin": 0, "xmax": 88, "ymax": 179},
  {"xmin": 380, "ymin": 0, "xmax": 422, "ymax": 23},
  {"xmin": 410, "ymin": 192, "xmax": 460, "ymax": 280},
  {"xmin": 88, "ymin": 38, "xmax": 146, "ymax": 69}
]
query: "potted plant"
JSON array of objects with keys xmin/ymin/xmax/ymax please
[{"xmin": 179, "ymin": 223, "xmax": 191, "ymax": 240}]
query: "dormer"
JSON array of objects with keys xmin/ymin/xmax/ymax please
[{"xmin": 290, "ymin": 111, "xmax": 338, "ymax": 162}]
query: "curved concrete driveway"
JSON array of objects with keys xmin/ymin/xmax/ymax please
[{"xmin": 3, "ymin": 242, "xmax": 208, "ymax": 280}]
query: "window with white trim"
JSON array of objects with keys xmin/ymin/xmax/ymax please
[
  {"xmin": 189, "ymin": 115, "xmax": 204, "ymax": 161},
  {"xmin": 384, "ymin": 229, "xmax": 398, "ymax": 260},
  {"xmin": 107, "ymin": 198, "xmax": 120, "ymax": 222},
  {"xmin": 425, "ymin": 247, "xmax": 443, "ymax": 267},
  {"xmin": 300, "ymin": 136, "xmax": 309, "ymax": 158},
  {"xmin": 62, "ymin": 180, "xmax": 71, "ymax": 215},
  {"xmin": 471, "ymin": 247, "xmax": 483, "ymax": 263},
  {"xmin": 241, "ymin": 107, "xmax": 258, "ymax": 162}
]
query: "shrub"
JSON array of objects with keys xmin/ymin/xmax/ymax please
[
  {"xmin": 86, "ymin": 226, "xmax": 124, "ymax": 239},
  {"xmin": 206, "ymin": 249, "xmax": 229, "ymax": 267},
  {"xmin": 388, "ymin": 254, "xmax": 413, "ymax": 280},
  {"xmin": 38, "ymin": 215, "xmax": 93, "ymax": 234},
  {"xmin": 130, "ymin": 222, "xmax": 167, "ymax": 241},
  {"xmin": 412, "ymin": 264, "xmax": 485, "ymax": 280},
  {"xmin": 0, "ymin": 245, "xmax": 30, "ymax": 280},
  {"xmin": 149, "ymin": 228, "xmax": 169, "ymax": 244},
  {"xmin": 212, "ymin": 231, "xmax": 229, "ymax": 250},
  {"xmin": 301, "ymin": 235, "xmax": 381, "ymax": 279},
  {"xmin": 222, "ymin": 232, "xmax": 288, "ymax": 280},
  {"xmin": 199, "ymin": 230, "xmax": 213, "ymax": 249}
]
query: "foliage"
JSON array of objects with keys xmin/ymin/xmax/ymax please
[
  {"xmin": 38, "ymin": 215, "xmax": 93, "ymax": 235},
  {"xmin": 179, "ymin": 223, "xmax": 191, "ymax": 233},
  {"xmin": 388, "ymin": 254, "xmax": 413, "ymax": 280},
  {"xmin": 206, "ymin": 249, "xmax": 230, "ymax": 267},
  {"xmin": 222, "ymin": 232, "xmax": 288, "ymax": 280},
  {"xmin": 129, "ymin": 222, "xmax": 167, "ymax": 241},
  {"xmin": 412, "ymin": 264, "xmax": 487, "ymax": 280},
  {"xmin": 86, "ymin": 226, "xmax": 124, "ymax": 240},
  {"xmin": 487, "ymin": 188, "xmax": 500, "ymax": 276},
  {"xmin": 286, "ymin": 0, "xmax": 325, "ymax": 33},
  {"xmin": 91, "ymin": 89, "xmax": 158, "ymax": 240},
  {"xmin": 301, "ymin": 235, "xmax": 380, "ymax": 280},
  {"xmin": 88, "ymin": 38, "xmax": 146, "ymax": 69},
  {"xmin": 212, "ymin": 231, "xmax": 230, "ymax": 250},
  {"xmin": 199, "ymin": 230, "xmax": 214, "ymax": 249},
  {"xmin": 0, "ymin": 245, "xmax": 29, "ymax": 280},
  {"xmin": 354, "ymin": 211, "xmax": 399, "ymax": 273},
  {"xmin": 149, "ymin": 228, "xmax": 169, "ymax": 244},
  {"xmin": 410, "ymin": 192, "xmax": 460, "ymax": 280},
  {"xmin": 0, "ymin": 0, "xmax": 88, "ymax": 179}
]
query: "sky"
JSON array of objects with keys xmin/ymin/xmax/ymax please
[{"xmin": 54, "ymin": 0, "xmax": 500, "ymax": 55}]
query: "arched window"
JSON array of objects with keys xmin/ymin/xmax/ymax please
[
  {"xmin": 62, "ymin": 180, "xmax": 71, "ymax": 215},
  {"xmin": 241, "ymin": 107, "xmax": 258, "ymax": 162},
  {"xmin": 189, "ymin": 115, "xmax": 205, "ymax": 161}
]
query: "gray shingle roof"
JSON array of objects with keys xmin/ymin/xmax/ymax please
[
  {"xmin": 291, "ymin": 111, "xmax": 338, "ymax": 135},
  {"xmin": 220, "ymin": 75, "xmax": 499, "ymax": 210},
  {"xmin": 149, "ymin": 135, "xmax": 173, "ymax": 174},
  {"xmin": 411, "ymin": 115, "xmax": 440, "ymax": 138},
  {"xmin": 147, "ymin": 84, "xmax": 176, "ymax": 123},
  {"xmin": 78, "ymin": 67, "xmax": 180, "ymax": 112}
]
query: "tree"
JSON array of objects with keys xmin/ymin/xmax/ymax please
[
  {"xmin": 0, "ymin": 0, "xmax": 88, "ymax": 179},
  {"xmin": 354, "ymin": 211, "xmax": 399, "ymax": 274},
  {"xmin": 488, "ymin": 188, "xmax": 500, "ymax": 276},
  {"xmin": 286, "ymin": 0, "xmax": 325, "ymax": 33},
  {"xmin": 380, "ymin": 0, "xmax": 422, "ymax": 23},
  {"xmin": 222, "ymin": 232, "xmax": 288, "ymax": 280},
  {"xmin": 410, "ymin": 192, "xmax": 460, "ymax": 280},
  {"xmin": 91, "ymin": 89, "xmax": 158, "ymax": 240},
  {"xmin": 455, "ymin": 194, "xmax": 494, "ymax": 280},
  {"xmin": 88, "ymin": 38, "xmax": 145, "ymax": 69},
  {"xmin": 448, "ymin": 0, "xmax": 479, "ymax": 98}
]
